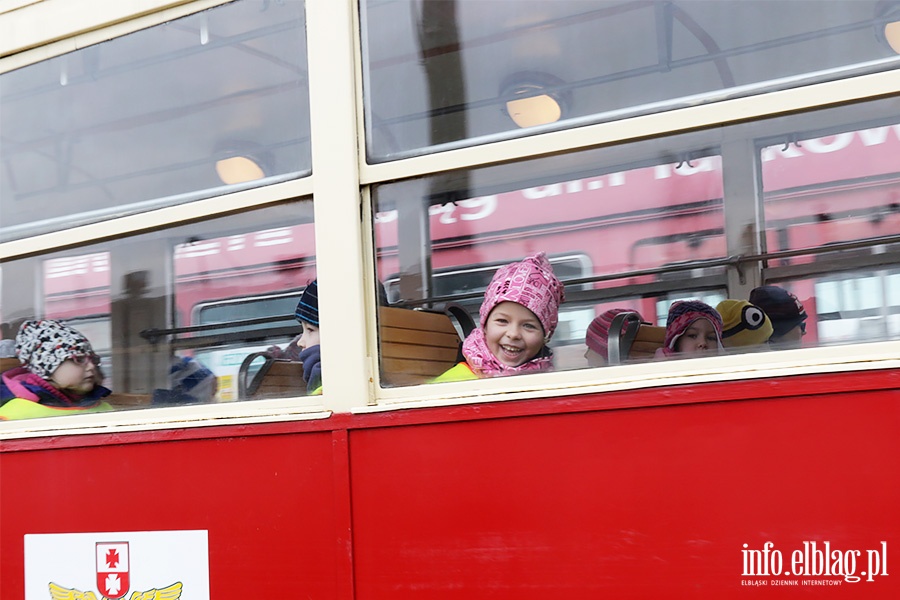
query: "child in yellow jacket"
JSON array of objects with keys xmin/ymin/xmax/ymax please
[{"xmin": 434, "ymin": 252, "xmax": 565, "ymax": 382}]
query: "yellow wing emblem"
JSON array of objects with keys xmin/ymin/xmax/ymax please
[
  {"xmin": 48, "ymin": 583, "xmax": 98, "ymax": 600},
  {"xmin": 127, "ymin": 582, "xmax": 183, "ymax": 600}
]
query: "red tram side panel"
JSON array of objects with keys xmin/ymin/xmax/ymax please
[{"xmin": 2, "ymin": 370, "xmax": 898, "ymax": 598}]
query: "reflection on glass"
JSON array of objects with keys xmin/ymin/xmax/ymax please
[
  {"xmin": 760, "ymin": 117, "xmax": 900, "ymax": 347},
  {"xmin": 371, "ymin": 99, "xmax": 900, "ymax": 385},
  {"xmin": 0, "ymin": 0, "xmax": 310, "ymax": 242},
  {"xmin": 361, "ymin": 0, "xmax": 900, "ymax": 161},
  {"xmin": 373, "ymin": 142, "xmax": 727, "ymax": 384},
  {"xmin": 0, "ymin": 200, "xmax": 317, "ymax": 417}
]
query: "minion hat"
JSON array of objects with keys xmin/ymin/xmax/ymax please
[
  {"xmin": 716, "ymin": 300, "xmax": 773, "ymax": 348},
  {"xmin": 294, "ymin": 280, "xmax": 319, "ymax": 326},
  {"xmin": 15, "ymin": 319, "xmax": 95, "ymax": 379}
]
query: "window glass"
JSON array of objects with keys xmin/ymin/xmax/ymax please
[
  {"xmin": 760, "ymin": 116, "xmax": 900, "ymax": 347},
  {"xmin": 373, "ymin": 134, "xmax": 727, "ymax": 384},
  {"xmin": 757, "ymin": 272, "xmax": 900, "ymax": 348},
  {"xmin": 0, "ymin": 200, "xmax": 316, "ymax": 416},
  {"xmin": 360, "ymin": 0, "xmax": 900, "ymax": 161},
  {"xmin": 0, "ymin": 0, "xmax": 310, "ymax": 242},
  {"xmin": 372, "ymin": 97, "xmax": 900, "ymax": 386}
]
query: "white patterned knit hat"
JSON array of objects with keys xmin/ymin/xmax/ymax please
[{"xmin": 15, "ymin": 319, "xmax": 95, "ymax": 379}]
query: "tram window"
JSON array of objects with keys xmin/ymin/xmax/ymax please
[
  {"xmin": 0, "ymin": 0, "xmax": 311, "ymax": 243},
  {"xmin": 372, "ymin": 134, "xmax": 727, "ymax": 385},
  {"xmin": 371, "ymin": 97, "xmax": 900, "ymax": 390},
  {"xmin": 194, "ymin": 293, "xmax": 303, "ymax": 335},
  {"xmin": 761, "ymin": 122, "xmax": 900, "ymax": 268},
  {"xmin": 0, "ymin": 200, "xmax": 316, "ymax": 417},
  {"xmin": 190, "ymin": 291, "xmax": 309, "ymax": 401},
  {"xmin": 759, "ymin": 115, "xmax": 900, "ymax": 349},
  {"xmin": 360, "ymin": 0, "xmax": 900, "ymax": 161},
  {"xmin": 812, "ymin": 269, "xmax": 900, "ymax": 344}
]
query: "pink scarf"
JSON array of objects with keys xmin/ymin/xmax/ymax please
[
  {"xmin": 2, "ymin": 366, "xmax": 81, "ymax": 405},
  {"xmin": 461, "ymin": 328, "xmax": 553, "ymax": 378}
]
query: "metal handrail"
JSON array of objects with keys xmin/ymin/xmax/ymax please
[
  {"xmin": 141, "ymin": 232, "xmax": 900, "ymax": 341},
  {"xmin": 396, "ymin": 233, "xmax": 900, "ymax": 307},
  {"xmin": 141, "ymin": 315, "xmax": 296, "ymax": 343}
]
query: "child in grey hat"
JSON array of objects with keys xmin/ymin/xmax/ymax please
[{"xmin": 0, "ymin": 320, "xmax": 113, "ymax": 420}]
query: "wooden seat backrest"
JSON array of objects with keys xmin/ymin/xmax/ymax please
[
  {"xmin": 106, "ymin": 393, "xmax": 152, "ymax": 408},
  {"xmin": 0, "ymin": 356, "xmax": 21, "ymax": 372},
  {"xmin": 607, "ymin": 312, "xmax": 666, "ymax": 364},
  {"xmin": 379, "ymin": 306, "xmax": 462, "ymax": 386},
  {"xmin": 238, "ymin": 352, "xmax": 307, "ymax": 400},
  {"xmin": 627, "ymin": 324, "xmax": 666, "ymax": 360},
  {"xmin": 254, "ymin": 360, "xmax": 307, "ymax": 398}
]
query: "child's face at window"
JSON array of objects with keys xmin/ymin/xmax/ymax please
[
  {"xmin": 674, "ymin": 318, "xmax": 719, "ymax": 355},
  {"xmin": 50, "ymin": 355, "xmax": 100, "ymax": 395},
  {"xmin": 484, "ymin": 301, "xmax": 545, "ymax": 367},
  {"xmin": 298, "ymin": 321, "xmax": 320, "ymax": 350}
]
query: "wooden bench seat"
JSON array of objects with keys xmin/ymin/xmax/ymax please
[
  {"xmin": 607, "ymin": 311, "xmax": 666, "ymax": 364},
  {"xmin": 379, "ymin": 306, "xmax": 463, "ymax": 386},
  {"xmin": 238, "ymin": 353, "xmax": 307, "ymax": 400},
  {"xmin": 106, "ymin": 393, "xmax": 152, "ymax": 408},
  {"xmin": 0, "ymin": 356, "xmax": 21, "ymax": 372},
  {"xmin": 231, "ymin": 305, "xmax": 467, "ymax": 394},
  {"xmin": 627, "ymin": 324, "xmax": 666, "ymax": 360}
]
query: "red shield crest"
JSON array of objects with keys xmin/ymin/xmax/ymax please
[{"xmin": 96, "ymin": 542, "xmax": 130, "ymax": 599}]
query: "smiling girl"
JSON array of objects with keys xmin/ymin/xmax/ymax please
[{"xmin": 433, "ymin": 252, "xmax": 565, "ymax": 382}]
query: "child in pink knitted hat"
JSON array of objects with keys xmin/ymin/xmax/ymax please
[
  {"xmin": 434, "ymin": 252, "xmax": 565, "ymax": 381},
  {"xmin": 655, "ymin": 300, "xmax": 724, "ymax": 358}
]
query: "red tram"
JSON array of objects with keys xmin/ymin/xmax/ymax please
[{"xmin": 3, "ymin": 0, "xmax": 900, "ymax": 598}]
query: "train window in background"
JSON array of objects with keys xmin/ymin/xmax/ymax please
[
  {"xmin": 814, "ymin": 269, "xmax": 900, "ymax": 343},
  {"xmin": 759, "ymin": 116, "xmax": 900, "ymax": 347}
]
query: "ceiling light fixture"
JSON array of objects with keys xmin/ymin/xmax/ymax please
[
  {"xmin": 500, "ymin": 72, "xmax": 571, "ymax": 129},
  {"xmin": 214, "ymin": 142, "xmax": 271, "ymax": 185},
  {"xmin": 876, "ymin": 1, "xmax": 900, "ymax": 54}
]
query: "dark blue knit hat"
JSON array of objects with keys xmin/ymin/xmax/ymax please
[
  {"xmin": 295, "ymin": 280, "xmax": 319, "ymax": 326},
  {"xmin": 749, "ymin": 285, "xmax": 807, "ymax": 338}
]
